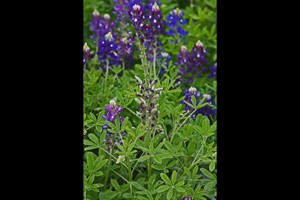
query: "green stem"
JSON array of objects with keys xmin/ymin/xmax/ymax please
[
  {"xmin": 127, "ymin": 155, "xmax": 132, "ymax": 182},
  {"xmin": 170, "ymin": 109, "xmax": 197, "ymax": 143},
  {"xmin": 122, "ymin": 59, "xmax": 125, "ymax": 75},
  {"xmin": 104, "ymin": 57, "xmax": 109, "ymax": 92},
  {"xmin": 153, "ymin": 41, "xmax": 157, "ymax": 80},
  {"xmin": 148, "ymin": 156, "xmax": 152, "ymax": 179},
  {"xmin": 104, "ymin": 134, "xmax": 115, "ymax": 191},
  {"xmin": 93, "ymin": 38, "xmax": 99, "ymax": 69}
]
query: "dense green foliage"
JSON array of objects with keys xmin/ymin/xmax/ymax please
[{"xmin": 83, "ymin": 0, "xmax": 217, "ymax": 200}]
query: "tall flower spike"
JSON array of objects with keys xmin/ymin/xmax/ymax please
[{"xmin": 83, "ymin": 42, "xmax": 94, "ymax": 64}]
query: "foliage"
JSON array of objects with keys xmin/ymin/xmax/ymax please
[{"xmin": 83, "ymin": 0, "xmax": 217, "ymax": 199}]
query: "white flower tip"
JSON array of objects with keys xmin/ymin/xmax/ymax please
[
  {"xmin": 133, "ymin": 4, "xmax": 141, "ymax": 11},
  {"xmin": 161, "ymin": 52, "xmax": 169, "ymax": 58},
  {"xmin": 104, "ymin": 14, "xmax": 110, "ymax": 20},
  {"xmin": 196, "ymin": 40, "xmax": 203, "ymax": 47},
  {"xmin": 174, "ymin": 8, "xmax": 182, "ymax": 16},
  {"xmin": 116, "ymin": 155, "xmax": 125, "ymax": 164},
  {"xmin": 181, "ymin": 46, "xmax": 187, "ymax": 52},
  {"xmin": 110, "ymin": 100, "xmax": 116, "ymax": 106},
  {"xmin": 105, "ymin": 32, "xmax": 113, "ymax": 41},
  {"xmin": 93, "ymin": 9, "xmax": 100, "ymax": 16},
  {"xmin": 83, "ymin": 42, "xmax": 89, "ymax": 51},
  {"xmin": 203, "ymin": 94, "xmax": 211, "ymax": 100},
  {"xmin": 152, "ymin": 2, "xmax": 160, "ymax": 12},
  {"xmin": 189, "ymin": 87, "xmax": 197, "ymax": 93}
]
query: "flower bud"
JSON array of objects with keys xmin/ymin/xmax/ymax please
[
  {"xmin": 104, "ymin": 14, "xmax": 110, "ymax": 20},
  {"xmin": 116, "ymin": 155, "xmax": 125, "ymax": 164},
  {"xmin": 93, "ymin": 9, "xmax": 100, "ymax": 16},
  {"xmin": 151, "ymin": 108, "xmax": 157, "ymax": 114},
  {"xmin": 110, "ymin": 100, "xmax": 116, "ymax": 107},
  {"xmin": 188, "ymin": 87, "xmax": 197, "ymax": 93},
  {"xmin": 181, "ymin": 46, "xmax": 187, "ymax": 52},
  {"xmin": 121, "ymin": 37, "xmax": 128, "ymax": 44},
  {"xmin": 105, "ymin": 32, "xmax": 113, "ymax": 42},
  {"xmin": 83, "ymin": 42, "xmax": 90, "ymax": 52},
  {"xmin": 203, "ymin": 94, "xmax": 211, "ymax": 100},
  {"xmin": 135, "ymin": 76, "xmax": 143, "ymax": 84},
  {"xmin": 153, "ymin": 94, "xmax": 160, "ymax": 100},
  {"xmin": 154, "ymin": 88, "xmax": 163, "ymax": 92},
  {"xmin": 152, "ymin": 2, "xmax": 160, "ymax": 12},
  {"xmin": 135, "ymin": 98, "xmax": 142, "ymax": 105},
  {"xmin": 161, "ymin": 52, "xmax": 169, "ymax": 58},
  {"xmin": 133, "ymin": 4, "xmax": 141, "ymax": 11},
  {"xmin": 196, "ymin": 40, "xmax": 203, "ymax": 47},
  {"xmin": 154, "ymin": 103, "xmax": 159, "ymax": 108},
  {"xmin": 174, "ymin": 8, "xmax": 182, "ymax": 16}
]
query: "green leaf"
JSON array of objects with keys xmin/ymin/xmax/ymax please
[
  {"xmin": 184, "ymin": 167, "xmax": 191, "ymax": 178},
  {"xmin": 94, "ymin": 159, "xmax": 108, "ymax": 171},
  {"xmin": 106, "ymin": 121, "xmax": 118, "ymax": 131},
  {"xmin": 156, "ymin": 185, "xmax": 170, "ymax": 193},
  {"xmin": 123, "ymin": 193, "xmax": 133, "ymax": 198},
  {"xmin": 154, "ymin": 142, "xmax": 164, "ymax": 154},
  {"xmin": 121, "ymin": 117, "xmax": 129, "ymax": 129},
  {"xmin": 175, "ymin": 181, "xmax": 184, "ymax": 187},
  {"xmin": 138, "ymin": 155, "xmax": 150, "ymax": 162},
  {"xmin": 200, "ymin": 168, "xmax": 215, "ymax": 180},
  {"xmin": 88, "ymin": 175, "xmax": 95, "ymax": 185},
  {"xmin": 132, "ymin": 182, "xmax": 144, "ymax": 190},
  {"xmin": 95, "ymin": 125, "xmax": 103, "ymax": 133},
  {"xmin": 115, "ymin": 142, "xmax": 126, "ymax": 152},
  {"xmin": 84, "ymin": 139, "xmax": 97, "ymax": 146},
  {"xmin": 116, "ymin": 91, "xmax": 125, "ymax": 105},
  {"xmin": 167, "ymin": 188, "xmax": 173, "ymax": 200},
  {"xmin": 115, "ymin": 115, "xmax": 120, "ymax": 130},
  {"xmin": 153, "ymin": 155, "xmax": 162, "ymax": 164},
  {"xmin": 192, "ymin": 165, "xmax": 198, "ymax": 178},
  {"xmin": 88, "ymin": 134, "xmax": 99, "ymax": 145},
  {"xmin": 100, "ymin": 130, "xmax": 107, "ymax": 144},
  {"xmin": 145, "ymin": 189, "xmax": 154, "ymax": 200},
  {"xmin": 204, "ymin": 181, "xmax": 216, "ymax": 190},
  {"xmin": 174, "ymin": 186, "xmax": 185, "ymax": 193},
  {"xmin": 209, "ymin": 162, "xmax": 215, "ymax": 172},
  {"xmin": 137, "ymin": 196, "xmax": 148, "ymax": 200},
  {"xmin": 157, "ymin": 153, "xmax": 173, "ymax": 159},
  {"xmin": 164, "ymin": 141, "xmax": 173, "ymax": 152},
  {"xmin": 191, "ymin": 95, "xmax": 197, "ymax": 107},
  {"xmin": 111, "ymin": 179, "xmax": 121, "ymax": 191},
  {"xmin": 171, "ymin": 171, "xmax": 177, "ymax": 184},
  {"xmin": 86, "ymin": 152, "xmax": 94, "ymax": 170},
  {"xmin": 160, "ymin": 173, "xmax": 172, "ymax": 186}
]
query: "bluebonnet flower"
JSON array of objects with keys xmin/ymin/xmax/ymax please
[
  {"xmin": 166, "ymin": 8, "xmax": 188, "ymax": 44},
  {"xmin": 175, "ymin": 46, "xmax": 190, "ymax": 77},
  {"xmin": 208, "ymin": 62, "xmax": 217, "ymax": 80},
  {"xmin": 102, "ymin": 100, "xmax": 127, "ymax": 143},
  {"xmin": 145, "ymin": 0, "xmax": 161, "ymax": 12},
  {"xmin": 180, "ymin": 87, "xmax": 216, "ymax": 123},
  {"xmin": 180, "ymin": 86, "xmax": 201, "ymax": 113},
  {"xmin": 159, "ymin": 52, "xmax": 172, "ymax": 74},
  {"xmin": 113, "ymin": 0, "xmax": 132, "ymax": 40},
  {"xmin": 127, "ymin": 0, "xmax": 145, "ymax": 11},
  {"xmin": 97, "ymin": 32, "xmax": 119, "ymax": 68},
  {"xmin": 83, "ymin": 43, "xmax": 94, "ymax": 65},
  {"xmin": 89, "ymin": 10, "xmax": 102, "ymax": 44},
  {"xmin": 189, "ymin": 40, "xmax": 209, "ymax": 77},
  {"xmin": 117, "ymin": 37, "xmax": 135, "ymax": 69}
]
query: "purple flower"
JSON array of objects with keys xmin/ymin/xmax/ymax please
[
  {"xmin": 181, "ymin": 197, "xmax": 192, "ymax": 200},
  {"xmin": 83, "ymin": 43, "xmax": 94, "ymax": 64},
  {"xmin": 102, "ymin": 100, "xmax": 127, "ymax": 140},
  {"xmin": 208, "ymin": 62, "xmax": 217, "ymax": 80},
  {"xmin": 97, "ymin": 32, "xmax": 119, "ymax": 66},
  {"xmin": 189, "ymin": 40, "xmax": 209, "ymax": 77},
  {"xmin": 166, "ymin": 8, "xmax": 188, "ymax": 44}
]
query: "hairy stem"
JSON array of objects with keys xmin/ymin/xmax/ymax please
[{"xmin": 104, "ymin": 57, "xmax": 109, "ymax": 92}]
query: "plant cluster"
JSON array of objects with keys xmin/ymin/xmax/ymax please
[{"xmin": 84, "ymin": 0, "xmax": 217, "ymax": 200}]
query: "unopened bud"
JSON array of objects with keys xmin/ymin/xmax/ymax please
[
  {"xmin": 152, "ymin": 2, "xmax": 160, "ymax": 12},
  {"xmin": 93, "ymin": 9, "xmax": 100, "ymax": 16},
  {"xmin": 154, "ymin": 103, "xmax": 159, "ymax": 108},
  {"xmin": 151, "ymin": 108, "xmax": 157, "ymax": 114},
  {"xmin": 161, "ymin": 52, "xmax": 169, "ymax": 58},
  {"xmin": 196, "ymin": 40, "xmax": 203, "ymax": 47},
  {"xmin": 188, "ymin": 87, "xmax": 197, "ymax": 93},
  {"xmin": 110, "ymin": 100, "xmax": 116, "ymax": 107},
  {"xmin": 121, "ymin": 37, "xmax": 128, "ymax": 44},
  {"xmin": 135, "ymin": 98, "xmax": 142, "ymax": 105},
  {"xmin": 135, "ymin": 76, "xmax": 143, "ymax": 84},
  {"xmin": 116, "ymin": 155, "xmax": 125, "ymax": 164},
  {"xmin": 105, "ymin": 32, "xmax": 113, "ymax": 42},
  {"xmin": 203, "ymin": 94, "xmax": 211, "ymax": 100},
  {"xmin": 181, "ymin": 46, "xmax": 187, "ymax": 52},
  {"xmin": 154, "ymin": 88, "xmax": 163, "ymax": 92},
  {"xmin": 104, "ymin": 14, "xmax": 110, "ymax": 20},
  {"xmin": 153, "ymin": 94, "xmax": 160, "ymax": 100},
  {"xmin": 83, "ymin": 42, "xmax": 89, "ymax": 52},
  {"xmin": 133, "ymin": 4, "xmax": 141, "ymax": 11},
  {"xmin": 174, "ymin": 8, "xmax": 182, "ymax": 16}
]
